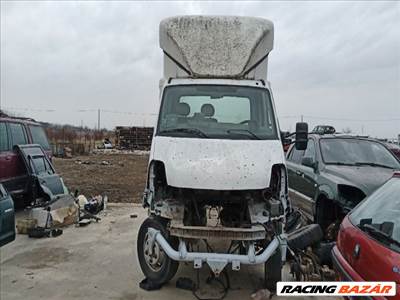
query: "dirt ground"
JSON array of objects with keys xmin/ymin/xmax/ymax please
[
  {"xmin": 53, "ymin": 152, "xmax": 149, "ymax": 203},
  {"xmin": 0, "ymin": 205, "xmax": 340, "ymax": 300}
]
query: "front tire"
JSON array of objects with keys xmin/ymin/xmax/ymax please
[{"xmin": 137, "ymin": 216, "xmax": 179, "ymax": 285}]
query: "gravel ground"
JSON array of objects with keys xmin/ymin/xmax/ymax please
[
  {"xmin": 0, "ymin": 204, "xmax": 341, "ymax": 300},
  {"xmin": 53, "ymin": 153, "xmax": 149, "ymax": 203}
]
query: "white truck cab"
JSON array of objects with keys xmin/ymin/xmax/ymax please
[
  {"xmin": 150, "ymin": 78, "xmax": 285, "ymax": 191},
  {"xmin": 137, "ymin": 16, "xmax": 308, "ymax": 290}
]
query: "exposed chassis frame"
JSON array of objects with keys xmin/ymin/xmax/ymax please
[
  {"xmin": 169, "ymin": 224, "xmax": 266, "ymax": 241},
  {"xmin": 147, "ymin": 227, "xmax": 287, "ymax": 276}
]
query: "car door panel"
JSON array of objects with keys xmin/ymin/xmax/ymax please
[
  {"xmin": 0, "ymin": 121, "xmax": 12, "ymax": 181},
  {"xmin": 286, "ymin": 147, "xmax": 305, "ymax": 192},
  {"xmin": 294, "ymin": 164, "xmax": 317, "ymax": 218},
  {"xmin": 287, "ymin": 139, "xmax": 318, "ymax": 219},
  {"xmin": 0, "ymin": 122, "xmax": 29, "ymax": 195},
  {"xmin": 0, "ymin": 184, "xmax": 16, "ymax": 247}
]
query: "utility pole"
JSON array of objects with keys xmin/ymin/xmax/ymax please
[{"xmin": 97, "ymin": 109, "xmax": 101, "ymax": 131}]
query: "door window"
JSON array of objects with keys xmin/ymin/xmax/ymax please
[
  {"xmin": 9, "ymin": 123, "xmax": 27, "ymax": 146},
  {"xmin": 0, "ymin": 122, "xmax": 9, "ymax": 151},
  {"xmin": 304, "ymin": 139, "xmax": 316, "ymax": 159},
  {"xmin": 29, "ymin": 126, "xmax": 50, "ymax": 150},
  {"xmin": 288, "ymin": 147, "xmax": 306, "ymax": 164}
]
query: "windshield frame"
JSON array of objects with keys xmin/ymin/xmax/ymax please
[
  {"xmin": 319, "ymin": 137, "xmax": 400, "ymax": 168},
  {"xmin": 156, "ymin": 84, "xmax": 279, "ymax": 140}
]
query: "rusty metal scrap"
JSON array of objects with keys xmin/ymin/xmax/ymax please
[
  {"xmin": 169, "ymin": 224, "xmax": 266, "ymax": 241},
  {"xmin": 115, "ymin": 126, "xmax": 154, "ymax": 150}
]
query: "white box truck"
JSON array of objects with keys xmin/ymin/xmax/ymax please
[{"xmin": 137, "ymin": 16, "xmax": 308, "ymax": 290}]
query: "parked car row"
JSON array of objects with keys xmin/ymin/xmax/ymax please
[
  {"xmin": 287, "ymin": 134, "xmax": 400, "ymax": 233},
  {"xmin": 286, "ymin": 132, "xmax": 400, "ymax": 298},
  {"xmin": 1, "ymin": 115, "xmax": 399, "ymax": 297},
  {"xmin": 0, "ymin": 117, "xmax": 54, "ymax": 247}
]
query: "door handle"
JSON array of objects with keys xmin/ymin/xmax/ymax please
[
  {"xmin": 296, "ymin": 170, "xmax": 303, "ymax": 176},
  {"xmin": 5, "ymin": 156, "xmax": 11, "ymax": 161}
]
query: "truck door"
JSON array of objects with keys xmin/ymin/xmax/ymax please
[{"xmin": 0, "ymin": 184, "xmax": 16, "ymax": 247}]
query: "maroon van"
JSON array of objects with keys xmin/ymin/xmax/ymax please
[
  {"xmin": 384, "ymin": 142, "xmax": 400, "ymax": 160},
  {"xmin": 0, "ymin": 117, "xmax": 52, "ymax": 203}
]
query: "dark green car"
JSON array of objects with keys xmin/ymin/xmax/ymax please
[
  {"xmin": 0, "ymin": 183, "xmax": 15, "ymax": 247},
  {"xmin": 286, "ymin": 135, "xmax": 400, "ymax": 232}
]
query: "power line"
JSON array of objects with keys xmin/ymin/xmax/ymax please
[
  {"xmin": 302, "ymin": 115, "xmax": 400, "ymax": 122},
  {"xmin": 3, "ymin": 107, "xmax": 158, "ymax": 116},
  {"xmin": 280, "ymin": 115, "xmax": 400, "ymax": 122},
  {"xmin": 3, "ymin": 107, "xmax": 399, "ymax": 123}
]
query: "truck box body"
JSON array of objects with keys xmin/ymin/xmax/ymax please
[{"xmin": 159, "ymin": 16, "xmax": 274, "ymax": 80}]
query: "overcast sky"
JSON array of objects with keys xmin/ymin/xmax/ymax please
[{"xmin": 1, "ymin": 1, "xmax": 399, "ymax": 138}]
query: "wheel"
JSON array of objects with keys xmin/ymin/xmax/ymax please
[
  {"xmin": 287, "ymin": 224, "xmax": 323, "ymax": 250},
  {"xmin": 315, "ymin": 197, "xmax": 339, "ymax": 232},
  {"xmin": 137, "ymin": 216, "xmax": 179, "ymax": 285},
  {"xmin": 264, "ymin": 247, "xmax": 282, "ymax": 291}
]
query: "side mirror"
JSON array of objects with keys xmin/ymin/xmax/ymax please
[
  {"xmin": 301, "ymin": 157, "xmax": 317, "ymax": 170},
  {"xmin": 295, "ymin": 122, "xmax": 308, "ymax": 150}
]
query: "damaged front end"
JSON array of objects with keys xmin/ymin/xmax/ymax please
[{"xmin": 141, "ymin": 162, "xmax": 290, "ymax": 278}]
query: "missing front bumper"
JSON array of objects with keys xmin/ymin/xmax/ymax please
[{"xmin": 147, "ymin": 227, "xmax": 286, "ymax": 276}]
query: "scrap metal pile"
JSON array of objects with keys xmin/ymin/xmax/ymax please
[
  {"xmin": 115, "ymin": 126, "xmax": 154, "ymax": 150},
  {"xmin": 13, "ymin": 144, "xmax": 106, "ymax": 238}
]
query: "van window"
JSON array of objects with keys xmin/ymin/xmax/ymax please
[
  {"xmin": 0, "ymin": 122, "xmax": 9, "ymax": 151},
  {"xmin": 29, "ymin": 126, "xmax": 50, "ymax": 150},
  {"xmin": 9, "ymin": 123, "xmax": 27, "ymax": 146}
]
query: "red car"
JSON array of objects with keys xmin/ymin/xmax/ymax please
[
  {"xmin": 0, "ymin": 117, "xmax": 52, "ymax": 203},
  {"xmin": 332, "ymin": 173, "xmax": 400, "ymax": 300}
]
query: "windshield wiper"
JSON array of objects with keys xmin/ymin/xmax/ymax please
[
  {"xmin": 354, "ymin": 162, "xmax": 395, "ymax": 169},
  {"xmin": 326, "ymin": 162, "xmax": 356, "ymax": 166},
  {"xmin": 227, "ymin": 129, "xmax": 261, "ymax": 140},
  {"xmin": 359, "ymin": 224, "xmax": 400, "ymax": 248},
  {"xmin": 159, "ymin": 128, "xmax": 209, "ymax": 138}
]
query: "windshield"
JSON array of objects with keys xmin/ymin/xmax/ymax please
[
  {"xmin": 349, "ymin": 177, "xmax": 400, "ymax": 252},
  {"xmin": 157, "ymin": 85, "xmax": 278, "ymax": 140},
  {"xmin": 320, "ymin": 138, "xmax": 400, "ymax": 169}
]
